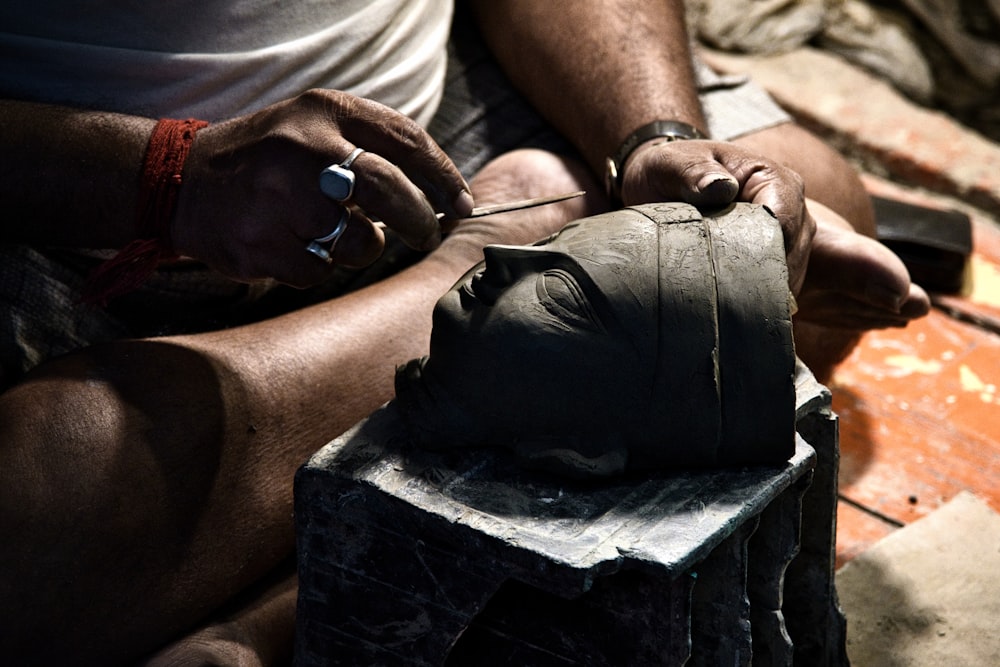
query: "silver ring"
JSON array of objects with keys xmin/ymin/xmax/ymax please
[
  {"xmin": 305, "ymin": 241, "xmax": 333, "ymax": 264},
  {"xmin": 314, "ymin": 207, "xmax": 351, "ymax": 245},
  {"xmin": 340, "ymin": 147, "xmax": 364, "ymax": 169},
  {"xmin": 306, "ymin": 207, "xmax": 351, "ymax": 263},
  {"xmin": 319, "ymin": 147, "xmax": 365, "ymax": 202}
]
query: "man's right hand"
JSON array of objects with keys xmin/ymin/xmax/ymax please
[{"xmin": 174, "ymin": 89, "xmax": 473, "ymax": 287}]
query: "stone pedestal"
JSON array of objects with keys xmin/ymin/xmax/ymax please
[{"xmin": 294, "ymin": 364, "xmax": 846, "ymax": 666}]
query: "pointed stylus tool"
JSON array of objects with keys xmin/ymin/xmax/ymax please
[
  {"xmin": 443, "ymin": 190, "xmax": 587, "ymax": 219},
  {"xmin": 370, "ymin": 191, "xmax": 587, "ymax": 228}
]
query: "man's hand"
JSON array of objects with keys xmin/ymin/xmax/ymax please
[
  {"xmin": 175, "ymin": 89, "xmax": 473, "ymax": 287},
  {"xmin": 620, "ymin": 139, "xmax": 816, "ymax": 294}
]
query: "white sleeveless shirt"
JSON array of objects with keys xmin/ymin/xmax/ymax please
[{"xmin": 0, "ymin": 0, "xmax": 452, "ymax": 126}]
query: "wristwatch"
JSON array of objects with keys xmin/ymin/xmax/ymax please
[{"xmin": 604, "ymin": 120, "xmax": 706, "ymax": 205}]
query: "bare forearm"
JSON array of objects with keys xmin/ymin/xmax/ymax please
[
  {"xmin": 0, "ymin": 100, "xmax": 154, "ymax": 248},
  {"xmin": 468, "ymin": 0, "xmax": 706, "ymax": 173}
]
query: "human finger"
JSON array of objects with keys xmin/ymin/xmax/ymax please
[
  {"xmin": 330, "ymin": 97, "xmax": 474, "ymax": 218},
  {"xmin": 328, "ymin": 148, "xmax": 444, "ymax": 251},
  {"xmin": 329, "ymin": 208, "xmax": 385, "ymax": 268},
  {"xmin": 725, "ymin": 157, "xmax": 813, "ymax": 293},
  {"xmin": 625, "ymin": 139, "xmax": 810, "ymax": 247},
  {"xmin": 301, "ymin": 204, "xmax": 385, "ymax": 270},
  {"xmin": 621, "ymin": 139, "xmax": 739, "ymax": 206},
  {"xmin": 621, "ymin": 140, "xmax": 814, "ymax": 292}
]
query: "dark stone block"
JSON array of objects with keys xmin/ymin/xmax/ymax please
[{"xmin": 294, "ymin": 364, "xmax": 844, "ymax": 665}]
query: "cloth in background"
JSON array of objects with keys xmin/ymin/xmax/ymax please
[{"xmin": 685, "ymin": 0, "xmax": 1000, "ymax": 142}]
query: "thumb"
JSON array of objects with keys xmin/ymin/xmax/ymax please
[
  {"xmin": 622, "ymin": 141, "xmax": 739, "ymax": 207},
  {"xmin": 689, "ymin": 171, "xmax": 739, "ymax": 207}
]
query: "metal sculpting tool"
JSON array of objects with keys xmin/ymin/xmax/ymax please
[
  {"xmin": 371, "ymin": 190, "xmax": 586, "ymax": 228},
  {"xmin": 445, "ymin": 190, "xmax": 586, "ymax": 219}
]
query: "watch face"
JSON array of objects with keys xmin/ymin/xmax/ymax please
[{"xmin": 319, "ymin": 165, "xmax": 356, "ymax": 201}]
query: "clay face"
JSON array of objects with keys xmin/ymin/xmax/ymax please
[
  {"xmin": 434, "ymin": 244, "xmax": 640, "ymax": 407},
  {"xmin": 428, "ymin": 242, "xmax": 652, "ymax": 463},
  {"xmin": 395, "ymin": 203, "xmax": 796, "ymax": 478}
]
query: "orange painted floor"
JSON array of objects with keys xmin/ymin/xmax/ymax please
[{"xmin": 831, "ymin": 192, "xmax": 1000, "ymax": 568}]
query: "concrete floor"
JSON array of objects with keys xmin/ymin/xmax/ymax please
[{"xmin": 836, "ymin": 492, "xmax": 1000, "ymax": 666}]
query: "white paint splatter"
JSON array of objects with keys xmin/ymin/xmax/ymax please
[
  {"xmin": 959, "ymin": 364, "xmax": 997, "ymax": 404},
  {"xmin": 885, "ymin": 355, "xmax": 944, "ymax": 375}
]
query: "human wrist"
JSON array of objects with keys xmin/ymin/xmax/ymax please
[
  {"xmin": 136, "ymin": 118, "xmax": 209, "ymax": 249},
  {"xmin": 604, "ymin": 119, "xmax": 706, "ymax": 205},
  {"xmin": 83, "ymin": 118, "xmax": 209, "ymax": 305}
]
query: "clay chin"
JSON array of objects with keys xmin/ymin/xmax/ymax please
[{"xmin": 395, "ymin": 202, "xmax": 798, "ymax": 478}]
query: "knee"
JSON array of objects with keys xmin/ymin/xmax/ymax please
[
  {"xmin": 0, "ymin": 342, "xmax": 227, "ymax": 532},
  {"xmin": 0, "ymin": 357, "xmax": 138, "ymax": 552}
]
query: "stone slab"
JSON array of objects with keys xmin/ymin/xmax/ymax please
[
  {"xmin": 293, "ymin": 364, "xmax": 844, "ymax": 665},
  {"xmin": 836, "ymin": 491, "xmax": 1000, "ymax": 666}
]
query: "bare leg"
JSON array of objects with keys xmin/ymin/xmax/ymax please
[
  {"xmin": 734, "ymin": 124, "xmax": 929, "ymax": 381},
  {"xmin": 0, "ymin": 149, "xmax": 594, "ymax": 665},
  {"xmin": 138, "ymin": 560, "xmax": 297, "ymax": 667}
]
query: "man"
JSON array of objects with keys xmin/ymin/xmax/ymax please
[{"xmin": 0, "ymin": 1, "xmax": 928, "ymax": 663}]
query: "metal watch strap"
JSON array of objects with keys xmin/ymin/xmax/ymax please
[{"xmin": 604, "ymin": 120, "xmax": 706, "ymax": 204}]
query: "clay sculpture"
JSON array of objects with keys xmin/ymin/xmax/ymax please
[{"xmin": 395, "ymin": 202, "xmax": 796, "ymax": 478}]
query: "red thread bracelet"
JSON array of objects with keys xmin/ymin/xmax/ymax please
[{"xmin": 84, "ymin": 118, "xmax": 209, "ymax": 306}]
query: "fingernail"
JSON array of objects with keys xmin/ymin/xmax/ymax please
[
  {"xmin": 453, "ymin": 190, "xmax": 474, "ymax": 218},
  {"xmin": 697, "ymin": 174, "xmax": 738, "ymax": 199}
]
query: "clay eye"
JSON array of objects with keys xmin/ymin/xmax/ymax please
[{"xmin": 537, "ymin": 269, "xmax": 602, "ymax": 331}]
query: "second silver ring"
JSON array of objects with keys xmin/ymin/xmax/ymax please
[{"xmin": 313, "ymin": 207, "xmax": 351, "ymax": 248}]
